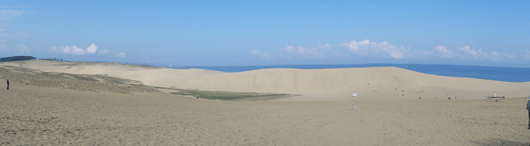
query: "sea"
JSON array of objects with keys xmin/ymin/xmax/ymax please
[{"xmin": 171, "ymin": 64, "xmax": 530, "ymax": 83}]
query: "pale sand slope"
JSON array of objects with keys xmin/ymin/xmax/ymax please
[
  {"xmin": 5, "ymin": 60, "xmax": 530, "ymax": 101},
  {"xmin": 1, "ymin": 82, "xmax": 530, "ymax": 145}
]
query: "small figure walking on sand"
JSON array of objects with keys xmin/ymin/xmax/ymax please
[
  {"xmin": 6, "ymin": 80, "xmax": 9, "ymax": 90},
  {"xmin": 526, "ymin": 96, "xmax": 530, "ymax": 129}
]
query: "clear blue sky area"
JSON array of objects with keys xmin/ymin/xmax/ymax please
[{"xmin": 1, "ymin": 0, "xmax": 529, "ymax": 67}]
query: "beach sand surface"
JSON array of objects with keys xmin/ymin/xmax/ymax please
[{"xmin": 1, "ymin": 60, "xmax": 530, "ymax": 145}]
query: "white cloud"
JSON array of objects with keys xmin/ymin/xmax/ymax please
[
  {"xmin": 250, "ymin": 40, "xmax": 522, "ymax": 61},
  {"xmin": 251, "ymin": 50, "xmax": 260, "ymax": 55},
  {"xmin": 252, "ymin": 45, "xmax": 324, "ymax": 59},
  {"xmin": 342, "ymin": 40, "xmax": 405, "ymax": 59},
  {"xmin": 283, "ymin": 46, "xmax": 322, "ymax": 58},
  {"xmin": 375, "ymin": 42, "xmax": 404, "ymax": 59},
  {"xmin": 490, "ymin": 51, "xmax": 515, "ymax": 60},
  {"xmin": 117, "ymin": 52, "xmax": 126, "ymax": 58},
  {"xmin": 86, "ymin": 44, "xmax": 97, "ymax": 54},
  {"xmin": 434, "ymin": 45, "xmax": 454, "ymax": 58},
  {"xmin": 459, "ymin": 46, "xmax": 489, "ymax": 59},
  {"xmin": 343, "ymin": 39, "xmax": 375, "ymax": 53},
  {"xmin": 460, "ymin": 46, "xmax": 482, "ymax": 58},
  {"xmin": 458, "ymin": 45, "xmax": 514, "ymax": 60},
  {"xmin": 285, "ymin": 46, "xmax": 295, "ymax": 52},
  {"xmin": 51, "ymin": 44, "xmax": 98, "ymax": 55},
  {"xmin": 319, "ymin": 44, "xmax": 331, "ymax": 49},
  {"xmin": 0, "ymin": 9, "xmax": 24, "ymax": 22},
  {"xmin": 500, "ymin": 52, "xmax": 515, "ymax": 59},
  {"xmin": 68, "ymin": 46, "xmax": 84, "ymax": 55},
  {"xmin": 252, "ymin": 40, "xmax": 407, "ymax": 60},
  {"xmin": 0, "ymin": 9, "xmax": 28, "ymax": 41},
  {"xmin": 251, "ymin": 50, "xmax": 271, "ymax": 59}
]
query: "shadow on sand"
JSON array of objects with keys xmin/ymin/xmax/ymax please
[{"xmin": 470, "ymin": 138, "xmax": 529, "ymax": 146}]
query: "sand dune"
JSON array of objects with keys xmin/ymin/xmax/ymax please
[
  {"xmin": 154, "ymin": 67, "xmax": 529, "ymax": 93},
  {"xmin": 1, "ymin": 60, "xmax": 530, "ymax": 145},
  {"xmin": 5, "ymin": 60, "xmax": 529, "ymax": 101}
]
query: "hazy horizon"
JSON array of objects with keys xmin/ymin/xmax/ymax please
[{"xmin": 1, "ymin": 1, "xmax": 529, "ymax": 67}]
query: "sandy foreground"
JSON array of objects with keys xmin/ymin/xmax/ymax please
[{"xmin": 1, "ymin": 60, "xmax": 530, "ymax": 145}]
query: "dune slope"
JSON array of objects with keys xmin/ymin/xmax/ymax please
[{"xmin": 3, "ymin": 60, "xmax": 529, "ymax": 101}]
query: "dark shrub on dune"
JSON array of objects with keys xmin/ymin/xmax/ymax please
[{"xmin": 0, "ymin": 56, "xmax": 36, "ymax": 62}]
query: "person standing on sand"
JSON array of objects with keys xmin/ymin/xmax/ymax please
[
  {"xmin": 6, "ymin": 80, "xmax": 9, "ymax": 90},
  {"xmin": 527, "ymin": 96, "xmax": 530, "ymax": 129}
]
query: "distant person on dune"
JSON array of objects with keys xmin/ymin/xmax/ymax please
[
  {"xmin": 527, "ymin": 96, "xmax": 530, "ymax": 129},
  {"xmin": 6, "ymin": 80, "xmax": 9, "ymax": 90}
]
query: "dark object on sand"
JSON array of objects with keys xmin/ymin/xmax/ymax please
[
  {"xmin": 448, "ymin": 97, "xmax": 451, "ymax": 100},
  {"xmin": 6, "ymin": 80, "xmax": 9, "ymax": 90},
  {"xmin": 526, "ymin": 99, "xmax": 530, "ymax": 129},
  {"xmin": 487, "ymin": 96, "xmax": 505, "ymax": 102}
]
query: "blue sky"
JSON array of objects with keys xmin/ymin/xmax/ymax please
[{"xmin": 1, "ymin": 0, "xmax": 529, "ymax": 67}]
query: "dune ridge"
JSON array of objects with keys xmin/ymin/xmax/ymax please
[{"xmin": 3, "ymin": 60, "xmax": 529, "ymax": 101}]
